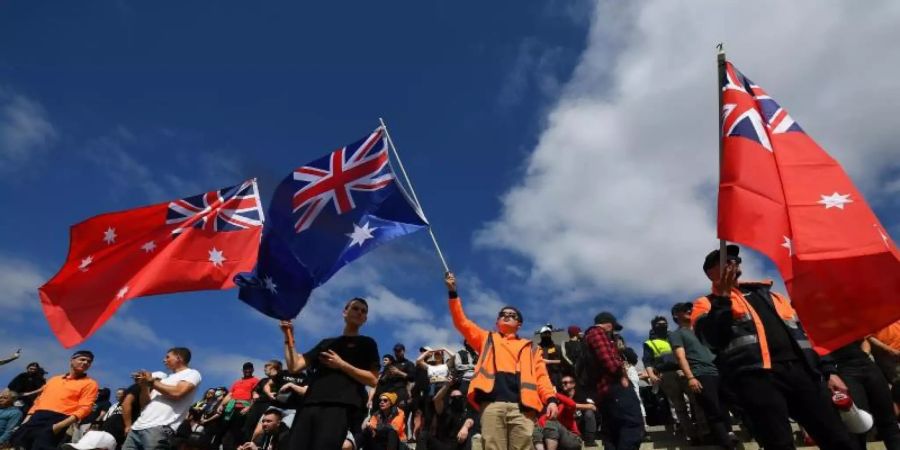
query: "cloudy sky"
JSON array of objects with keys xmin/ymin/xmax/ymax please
[{"xmin": 2, "ymin": 1, "xmax": 899, "ymax": 390}]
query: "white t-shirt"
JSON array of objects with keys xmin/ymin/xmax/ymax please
[
  {"xmin": 132, "ymin": 368, "xmax": 202, "ymax": 431},
  {"xmin": 427, "ymin": 364, "xmax": 449, "ymax": 383}
]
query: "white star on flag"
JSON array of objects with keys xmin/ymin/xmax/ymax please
[
  {"xmin": 263, "ymin": 276, "xmax": 278, "ymax": 294},
  {"xmin": 141, "ymin": 241, "xmax": 157, "ymax": 253},
  {"xmin": 347, "ymin": 222, "xmax": 378, "ymax": 247},
  {"xmin": 817, "ymin": 192, "xmax": 853, "ymax": 210},
  {"xmin": 208, "ymin": 247, "xmax": 226, "ymax": 267},
  {"xmin": 103, "ymin": 227, "xmax": 117, "ymax": 244},
  {"xmin": 78, "ymin": 256, "xmax": 93, "ymax": 272},
  {"xmin": 117, "ymin": 286, "xmax": 129, "ymax": 299},
  {"xmin": 781, "ymin": 236, "xmax": 793, "ymax": 256}
]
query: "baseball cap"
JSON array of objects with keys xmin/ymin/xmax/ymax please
[
  {"xmin": 63, "ymin": 431, "xmax": 116, "ymax": 450},
  {"xmin": 594, "ymin": 312, "xmax": 623, "ymax": 331},
  {"xmin": 539, "ymin": 325, "xmax": 553, "ymax": 334},
  {"xmin": 702, "ymin": 244, "xmax": 741, "ymax": 272},
  {"xmin": 567, "ymin": 325, "xmax": 582, "ymax": 337},
  {"xmin": 419, "ymin": 346, "xmax": 434, "ymax": 353}
]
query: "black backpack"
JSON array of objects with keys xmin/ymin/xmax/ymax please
[{"xmin": 574, "ymin": 330, "xmax": 602, "ymax": 391}]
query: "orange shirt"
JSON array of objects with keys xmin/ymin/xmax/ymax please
[
  {"xmin": 368, "ymin": 409, "xmax": 406, "ymax": 442},
  {"xmin": 29, "ymin": 374, "xmax": 98, "ymax": 420},
  {"xmin": 874, "ymin": 320, "xmax": 900, "ymax": 350}
]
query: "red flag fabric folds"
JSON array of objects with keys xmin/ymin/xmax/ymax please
[
  {"xmin": 39, "ymin": 179, "xmax": 264, "ymax": 347},
  {"xmin": 718, "ymin": 61, "xmax": 900, "ymax": 351}
]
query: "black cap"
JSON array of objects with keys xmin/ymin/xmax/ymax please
[
  {"xmin": 702, "ymin": 244, "xmax": 740, "ymax": 272},
  {"xmin": 393, "ymin": 343, "xmax": 405, "ymax": 351},
  {"xmin": 242, "ymin": 362, "xmax": 254, "ymax": 370},
  {"xmin": 594, "ymin": 312, "xmax": 623, "ymax": 331},
  {"xmin": 671, "ymin": 302, "xmax": 693, "ymax": 316},
  {"xmin": 71, "ymin": 350, "xmax": 94, "ymax": 361}
]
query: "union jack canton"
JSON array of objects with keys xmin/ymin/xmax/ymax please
[
  {"xmin": 166, "ymin": 179, "xmax": 264, "ymax": 234},
  {"xmin": 721, "ymin": 62, "xmax": 803, "ymax": 153},
  {"xmin": 291, "ymin": 128, "xmax": 393, "ymax": 233}
]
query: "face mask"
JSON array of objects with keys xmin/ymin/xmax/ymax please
[
  {"xmin": 497, "ymin": 321, "xmax": 518, "ymax": 335},
  {"xmin": 653, "ymin": 324, "xmax": 668, "ymax": 335},
  {"xmin": 540, "ymin": 335, "xmax": 553, "ymax": 345},
  {"xmin": 449, "ymin": 397, "xmax": 465, "ymax": 412}
]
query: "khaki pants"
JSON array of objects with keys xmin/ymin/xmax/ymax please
[{"xmin": 480, "ymin": 402, "xmax": 534, "ymax": 450}]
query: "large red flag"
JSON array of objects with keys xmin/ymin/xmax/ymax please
[
  {"xmin": 39, "ymin": 179, "xmax": 264, "ymax": 347},
  {"xmin": 718, "ymin": 61, "xmax": 900, "ymax": 350}
]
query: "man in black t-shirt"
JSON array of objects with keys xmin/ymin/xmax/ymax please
[{"xmin": 280, "ymin": 297, "xmax": 380, "ymax": 449}]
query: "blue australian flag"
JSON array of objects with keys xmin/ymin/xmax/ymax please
[{"xmin": 236, "ymin": 128, "xmax": 429, "ymax": 319}]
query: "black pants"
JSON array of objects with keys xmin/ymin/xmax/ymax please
[
  {"xmin": 575, "ymin": 408, "xmax": 597, "ymax": 443},
  {"xmin": 12, "ymin": 410, "xmax": 69, "ymax": 450},
  {"xmin": 289, "ymin": 404, "xmax": 354, "ymax": 450},
  {"xmin": 598, "ymin": 382, "xmax": 643, "ymax": 450},
  {"xmin": 839, "ymin": 360, "xmax": 900, "ymax": 450},
  {"xmin": 729, "ymin": 362, "xmax": 857, "ymax": 450},
  {"xmin": 358, "ymin": 427, "xmax": 401, "ymax": 450},
  {"xmin": 693, "ymin": 374, "xmax": 734, "ymax": 449}
]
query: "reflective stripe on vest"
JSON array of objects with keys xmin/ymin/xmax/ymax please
[{"xmin": 725, "ymin": 334, "xmax": 759, "ymax": 353}]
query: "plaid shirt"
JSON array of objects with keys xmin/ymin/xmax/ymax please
[{"xmin": 584, "ymin": 325, "xmax": 625, "ymax": 401}]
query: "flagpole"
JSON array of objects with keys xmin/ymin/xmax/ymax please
[
  {"xmin": 717, "ymin": 43, "xmax": 728, "ymax": 273},
  {"xmin": 378, "ymin": 117, "xmax": 451, "ymax": 273}
]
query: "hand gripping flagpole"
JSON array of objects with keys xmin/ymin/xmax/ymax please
[
  {"xmin": 379, "ymin": 117, "xmax": 451, "ymax": 273},
  {"xmin": 717, "ymin": 43, "xmax": 728, "ymax": 273}
]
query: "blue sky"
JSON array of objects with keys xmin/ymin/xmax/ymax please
[{"xmin": 2, "ymin": 1, "xmax": 900, "ymax": 391}]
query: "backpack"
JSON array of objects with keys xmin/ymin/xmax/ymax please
[
  {"xmin": 574, "ymin": 330, "xmax": 602, "ymax": 391},
  {"xmin": 457, "ymin": 349, "xmax": 470, "ymax": 366}
]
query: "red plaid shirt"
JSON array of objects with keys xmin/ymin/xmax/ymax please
[{"xmin": 584, "ymin": 325, "xmax": 625, "ymax": 401}]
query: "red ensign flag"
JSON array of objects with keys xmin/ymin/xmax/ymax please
[
  {"xmin": 39, "ymin": 179, "xmax": 264, "ymax": 347},
  {"xmin": 718, "ymin": 61, "xmax": 900, "ymax": 351}
]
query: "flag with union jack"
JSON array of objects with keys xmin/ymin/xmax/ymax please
[
  {"xmin": 717, "ymin": 60, "xmax": 900, "ymax": 349},
  {"xmin": 236, "ymin": 128, "xmax": 429, "ymax": 319},
  {"xmin": 39, "ymin": 179, "xmax": 265, "ymax": 347}
]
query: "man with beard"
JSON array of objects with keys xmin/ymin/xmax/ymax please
[
  {"xmin": 692, "ymin": 245, "xmax": 856, "ymax": 450},
  {"xmin": 7, "ymin": 362, "xmax": 47, "ymax": 414}
]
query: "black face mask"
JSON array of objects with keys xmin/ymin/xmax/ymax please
[
  {"xmin": 540, "ymin": 335, "xmax": 553, "ymax": 345},
  {"xmin": 449, "ymin": 397, "xmax": 465, "ymax": 412},
  {"xmin": 653, "ymin": 324, "xmax": 668, "ymax": 336}
]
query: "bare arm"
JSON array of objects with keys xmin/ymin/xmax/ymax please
[
  {"xmin": 0, "ymin": 349, "xmax": 20, "ymax": 366},
  {"xmin": 432, "ymin": 381, "xmax": 453, "ymax": 415},
  {"xmin": 122, "ymin": 393, "xmax": 136, "ymax": 431},
  {"xmin": 281, "ymin": 321, "xmax": 307, "ymax": 372},
  {"xmin": 868, "ymin": 336, "xmax": 898, "ymax": 355},
  {"xmin": 674, "ymin": 347, "xmax": 694, "ymax": 380}
]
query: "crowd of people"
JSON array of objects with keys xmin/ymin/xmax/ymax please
[{"xmin": 2, "ymin": 245, "xmax": 900, "ymax": 450}]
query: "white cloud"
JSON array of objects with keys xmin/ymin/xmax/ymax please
[
  {"xmin": 102, "ymin": 315, "xmax": 173, "ymax": 350},
  {"xmin": 0, "ymin": 88, "xmax": 56, "ymax": 168},
  {"xmin": 478, "ymin": 1, "xmax": 900, "ymax": 302},
  {"xmin": 0, "ymin": 255, "xmax": 44, "ymax": 316}
]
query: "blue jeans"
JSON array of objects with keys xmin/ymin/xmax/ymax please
[{"xmin": 122, "ymin": 426, "xmax": 175, "ymax": 450}]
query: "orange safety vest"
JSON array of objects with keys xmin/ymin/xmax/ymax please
[
  {"xmin": 691, "ymin": 280, "xmax": 813, "ymax": 372},
  {"xmin": 449, "ymin": 297, "xmax": 556, "ymax": 412}
]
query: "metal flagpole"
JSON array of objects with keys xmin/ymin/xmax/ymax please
[
  {"xmin": 378, "ymin": 117, "xmax": 451, "ymax": 273},
  {"xmin": 717, "ymin": 43, "xmax": 728, "ymax": 273}
]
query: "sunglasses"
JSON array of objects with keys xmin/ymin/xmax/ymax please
[
  {"xmin": 727, "ymin": 257, "xmax": 742, "ymax": 264},
  {"xmin": 379, "ymin": 398, "xmax": 391, "ymax": 403},
  {"xmin": 497, "ymin": 311, "xmax": 520, "ymax": 321},
  {"xmin": 562, "ymin": 380, "xmax": 576, "ymax": 385}
]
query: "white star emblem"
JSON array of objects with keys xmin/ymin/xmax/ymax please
[
  {"xmin": 117, "ymin": 286, "xmax": 129, "ymax": 299},
  {"xmin": 347, "ymin": 222, "xmax": 378, "ymax": 247},
  {"xmin": 141, "ymin": 241, "xmax": 157, "ymax": 253},
  {"xmin": 263, "ymin": 276, "xmax": 278, "ymax": 294},
  {"xmin": 781, "ymin": 236, "xmax": 793, "ymax": 256},
  {"xmin": 103, "ymin": 227, "xmax": 117, "ymax": 244},
  {"xmin": 208, "ymin": 247, "xmax": 226, "ymax": 267},
  {"xmin": 78, "ymin": 256, "xmax": 93, "ymax": 272},
  {"xmin": 817, "ymin": 192, "xmax": 853, "ymax": 210}
]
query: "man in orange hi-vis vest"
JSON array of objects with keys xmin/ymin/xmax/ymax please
[{"xmin": 445, "ymin": 272, "xmax": 558, "ymax": 450}]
